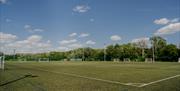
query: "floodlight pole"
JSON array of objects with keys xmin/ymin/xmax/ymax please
[
  {"xmin": 104, "ymin": 43, "xmax": 106, "ymax": 61},
  {"xmin": 152, "ymin": 40, "xmax": 155, "ymax": 62},
  {"xmin": 2, "ymin": 53, "xmax": 5, "ymax": 70},
  {"xmin": 179, "ymin": 30, "xmax": 180, "ymax": 49},
  {"xmin": 13, "ymin": 49, "xmax": 16, "ymax": 61},
  {"xmin": 74, "ymin": 49, "xmax": 76, "ymax": 61},
  {"xmin": 47, "ymin": 50, "xmax": 50, "ymax": 62},
  {"xmin": 152, "ymin": 44, "xmax": 155, "ymax": 62},
  {"xmin": 83, "ymin": 47, "xmax": 85, "ymax": 61}
]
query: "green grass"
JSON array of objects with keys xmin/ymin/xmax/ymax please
[{"xmin": 0, "ymin": 61, "xmax": 180, "ymax": 91}]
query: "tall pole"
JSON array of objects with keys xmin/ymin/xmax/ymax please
[
  {"xmin": 104, "ymin": 43, "xmax": 106, "ymax": 61},
  {"xmin": 2, "ymin": 52, "xmax": 5, "ymax": 70},
  {"xmin": 83, "ymin": 47, "xmax": 85, "ymax": 61},
  {"xmin": 152, "ymin": 43, "xmax": 155, "ymax": 62},
  {"xmin": 13, "ymin": 49, "xmax": 16, "ymax": 61},
  {"xmin": 47, "ymin": 50, "xmax": 50, "ymax": 62},
  {"xmin": 179, "ymin": 30, "xmax": 180, "ymax": 49},
  {"xmin": 178, "ymin": 29, "xmax": 180, "ymax": 62},
  {"xmin": 152, "ymin": 39, "xmax": 156, "ymax": 63},
  {"xmin": 73, "ymin": 49, "xmax": 75, "ymax": 61}
]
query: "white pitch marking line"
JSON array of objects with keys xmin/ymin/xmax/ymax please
[
  {"xmin": 34, "ymin": 68, "xmax": 142, "ymax": 87},
  {"xmin": 11, "ymin": 64, "xmax": 142, "ymax": 87},
  {"xmin": 10, "ymin": 64, "xmax": 180, "ymax": 88},
  {"xmin": 138, "ymin": 74, "xmax": 180, "ymax": 87}
]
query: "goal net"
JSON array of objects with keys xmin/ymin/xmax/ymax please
[
  {"xmin": 0, "ymin": 56, "xmax": 5, "ymax": 70},
  {"xmin": 123, "ymin": 58, "xmax": 131, "ymax": 62},
  {"xmin": 145, "ymin": 58, "xmax": 153, "ymax": 63},
  {"xmin": 38, "ymin": 58, "xmax": 49, "ymax": 62},
  {"xmin": 178, "ymin": 58, "xmax": 180, "ymax": 63}
]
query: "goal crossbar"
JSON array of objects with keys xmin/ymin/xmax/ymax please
[{"xmin": 145, "ymin": 58, "xmax": 153, "ymax": 63}]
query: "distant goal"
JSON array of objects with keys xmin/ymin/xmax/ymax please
[
  {"xmin": 123, "ymin": 58, "xmax": 131, "ymax": 62},
  {"xmin": 0, "ymin": 56, "xmax": 5, "ymax": 70},
  {"xmin": 178, "ymin": 58, "xmax": 180, "ymax": 63},
  {"xmin": 145, "ymin": 58, "xmax": 153, "ymax": 63}
]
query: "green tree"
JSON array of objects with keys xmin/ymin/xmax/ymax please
[
  {"xmin": 150, "ymin": 36, "xmax": 167, "ymax": 60},
  {"xmin": 159, "ymin": 44, "xmax": 178, "ymax": 61}
]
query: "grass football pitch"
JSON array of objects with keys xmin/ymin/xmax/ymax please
[{"xmin": 0, "ymin": 61, "xmax": 180, "ymax": 91}]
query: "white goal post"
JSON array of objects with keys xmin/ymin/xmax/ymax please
[
  {"xmin": 123, "ymin": 58, "xmax": 131, "ymax": 62},
  {"xmin": 0, "ymin": 56, "xmax": 5, "ymax": 70},
  {"xmin": 113, "ymin": 58, "xmax": 120, "ymax": 62},
  {"xmin": 145, "ymin": 58, "xmax": 153, "ymax": 63}
]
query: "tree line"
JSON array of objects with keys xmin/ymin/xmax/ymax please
[{"xmin": 3, "ymin": 36, "xmax": 180, "ymax": 62}]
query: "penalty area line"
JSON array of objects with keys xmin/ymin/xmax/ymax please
[{"xmin": 138, "ymin": 74, "xmax": 180, "ymax": 87}]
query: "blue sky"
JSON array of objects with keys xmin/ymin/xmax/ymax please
[{"xmin": 0, "ymin": 0, "xmax": 180, "ymax": 53}]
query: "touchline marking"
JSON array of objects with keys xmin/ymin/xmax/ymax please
[{"xmin": 138, "ymin": 74, "xmax": 180, "ymax": 87}]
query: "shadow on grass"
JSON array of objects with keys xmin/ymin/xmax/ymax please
[{"xmin": 0, "ymin": 74, "xmax": 38, "ymax": 87}]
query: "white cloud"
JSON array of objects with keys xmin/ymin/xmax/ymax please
[
  {"xmin": 73, "ymin": 5, "xmax": 90, "ymax": 13},
  {"xmin": 57, "ymin": 44, "xmax": 83, "ymax": 51},
  {"xmin": 57, "ymin": 46, "xmax": 69, "ymax": 51},
  {"xmin": 24, "ymin": 24, "xmax": 31, "ymax": 29},
  {"xmin": 131, "ymin": 37, "xmax": 150, "ymax": 48},
  {"xmin": 0, "ymin": 32, "xmax": 17, "ymax": 43},
  {"xmin": 110, "ymin": 35, "xmax": 121, "ymax": 41},
  {"xmin": 90, "ymin": 18, "xmax": 95, "ymax": 22},
  {"xmin": 154, "ymin": 18, "xmax": 179, "ymax": 25},
  {"xmin": 5, "ymin": 35, "xmax": 51, "ymax": 53},
  {"xmin": 171, "ymin": 18, "xmax": 179, "ymax": 23},
  {"xmin": 86, "ymin": 40, "xmax": 96, "ymax": 45},
  {"xmin": 69, "ymin": 33, "xmax": 77, "ymax": 37},
  {"xmin": 27, "ymin": 35, "xmax": 42, "ymax": 43},
  {"xmin": 47, "ymin": 40, "xmax": 51, "ymax": 44},
  {"xmin": 5, "ymin": 18, "xmax": 11, "ymax": 22},
  {"xmin": 33, "ymin": 29, "xmax": 44, "ymax": 32},
  {"xmin": 7, "ymin": 35, "xmax": 43, "ymax": 48},
  {"xmin": 59, "ymin": 39, "xmax": 77, "ymax": 45},
  {"xmin": 131, "ymin": 37, "xmax": 149, "ymax": 43},
  {"xmin": 36, "ymin": 42, "xmax": 51, "ymax": 48},
  {"xmin": 68, "ymin": 43, "xmax": 82, "ymax": 49},
  {"xmin": 24, "ymin": 24, "xmax": 45, "ymax": 33},
  {"xmin": 154, "ymin": 22, "xmax": 180, "ymax": 35},
  {"xmin": 0, "ymin": 0, "xmax": 7, "ymax": 4},
  {"xmin": 15, "ymin": 40, "xmax": 29, "ymax": 46},
  {"xmin": 154, "ymin": 18, "xmax": 169, "ymax": 25},
  {"xmin": 79, "ymin": 33, "xmax": 89, "ymax": 38}
]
